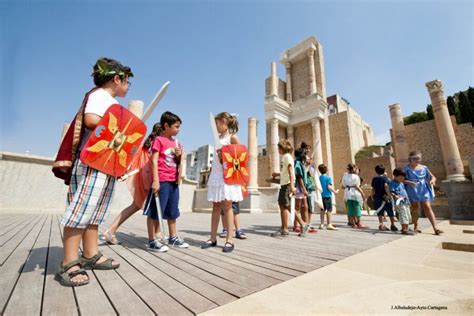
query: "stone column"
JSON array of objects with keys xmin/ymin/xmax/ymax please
[
  {"xmin": 128, "ymin": 100, "xmax": 144, "ymax": 118},
  {"xmin": 286, "ymin": 125, "xmax": 294, "ymax": 150},
  {"xmin": 270, "ymin": 118, "xmax": 280, "ymax": 175},
  {"xmin": 307, "ymin": 48, "xmax": 317, "ymax": 95},
  {"xmin": 285, "ymin": 62, "xmax": 292, "ymax": 103},
  {"xmin": 247, "ymin": 117, "xmax": 259, "ymax": 192},
  {"xmin": 270, "ymin": 61, "xmax": 278, "ymax": 97},
  {"xmin": 311, "ymin": 118, "xmax": 323, "ymax": 167},
  {"xmin": 426, "ymin": 80, "xmax": 466, "ymax": 181},
  {"xmin": 389, "ymin": 103, "xmax": 409, "ymax": 167}
]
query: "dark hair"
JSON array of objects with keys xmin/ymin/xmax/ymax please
[
  {"xmin": 300, "ymin": 141, "xmax": 310, "ymax": 150},
  {"xmin": 215, "ymin": 112, "xmax": 239, "ymax": 134},
  {"xmin": 160, "ymin": 111, "xmax": 182, "ymax": 129},
  {"xmin": 375, "ymin": 164, "xmax": 385, "ymax": 175},
  {"xmin": 393, "ymin": 167, "xmax": 406, "ymax": 177},
  {"xmin": 318, "ymin": 163, "xmax": 328, "ymax": 174},
  {"xmin": 144, "ymin": 123, "xmax": 162, "ymax": 149},
  {"xmin": 347, "ymin": 163, "xmax": 358, "ymax": 174},
  {"xmin": 277, "ymin": 139, "xmax": 293, "ymax": 154},
  {"xmin": 92, "ymin": 57, "xmax": 133, "ymax": 87},
  {"xmin": 294, "ymin": 148, "xmax": 306, "ymax": 162}
]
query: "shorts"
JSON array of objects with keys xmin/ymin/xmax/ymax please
[
  {"xmin": 346, "ymin": 199, "xmax": 361, "ymax": 217},
  {"xmin": 220, "ymin": 202, "xmax": 240, "ymax": 215},
  {"xmin": 374, "ymin": 198, "xmax": 394, "ymax": 217},
  {"xmin": 322, "ymin": 197, "xmax": 332, "ymax": 212},
  {"xmin": 143, "ymin": 181, "xmax": 180, "ymax": 220},
  {"xmin": 396, "ymin": 204, "xmax": 411, "ymax": 225},
  {"xmin": 278, "ymin": 184, "xmax": 291, "ymax": 209},
  {"xmin": 295, "ymin": 186, "xmax": 305, "ymax": 200}
]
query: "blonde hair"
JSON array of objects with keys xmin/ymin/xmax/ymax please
[
  {"xmin": 215, "ymin": 112, "xmax": 239, "ymax": 134},
  {"xmin": 277, "ymin": 139, "xmax": 293, "ymax": 154}
]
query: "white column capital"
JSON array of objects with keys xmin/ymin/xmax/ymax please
[{"xmin": 426, "ymin": 80, "xmax": 443, "ymax": 94}]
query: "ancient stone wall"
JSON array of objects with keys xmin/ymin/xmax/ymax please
[
  {"xmin": 264, "ymin": 77, "xmax": 287, "ymax": 100},
  {"xmin": 258, "ymin": 156, "xmax": 271, "ymax": 187},
  {"xmin": 399, "ymin": 117, "xmax": 473, "ymax": 181},
  {"xmin": 291, "ymin": 58, "xmax": 310, "ymax": 102},
  {"xmin": 294, "ymin": 123, "xmax": 312, "ymax": 151},
  {"xmin": 356, "ymin": 155, "xmax": 396, "ymax": 186}
]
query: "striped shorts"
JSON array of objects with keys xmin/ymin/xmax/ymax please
[{"xmin": 61, "ymin": 159, "xmax": 116, "ymax": 228}]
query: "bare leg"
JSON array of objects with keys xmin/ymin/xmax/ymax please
[
  {"xmin": 82, "ymin": 225, "xmax": 118, "ymax": 265},
  {"xmin": 411, "ymin": 203, "xmax": 420, "ymax": 231},
  {"xmin": 279, "ymin": 205, "xmax": 289, "ymax": 231},
  {"xmin": 234, "ymin": 213, "xmax": 241, "ymax": 231},
  {"xmin": 320, "ymin": 210, "xmax": 325, "ymax": 226},
  {"xmin": 421, "ymin": 201, "xmax": 439, "ymax": 231},
  {"xmin": 210, "ymin": 202, "xmax": 221, "ymax": 242},
  {"xmin": 222, "ymin": 200, "xmax": 234, "ymax": 245},
  {"xmin": 62, "ymin": 227, "xmax": 88, "ymax": 282},
  {"xmin": 108, "ymin": 203, "xmax": 140, "ymax": 235},
  {"xmin": 168, "ymin": 219, "xmax": 177, "ymax": 238},
  {"xmin": 147, "ymin": 217, "xmax": 157, "ymax": 240},
  {"xmin": 326, "ymin": 211, "xmax": 332, "ymax": 225}
]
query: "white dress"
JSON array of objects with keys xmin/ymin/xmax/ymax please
[{"xmin": 207, "ymin": 134, "xmax": 244, "ymax": 202}]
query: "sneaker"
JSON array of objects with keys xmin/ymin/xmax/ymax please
[
  {"xmin": 219, "ymin": 229, "xmax": 227, "ymax": 238},
  {"xmin": 379, "ymin": 225, "xmax": 389, "ymax": 231},
  {"xmin": 299, "ymin": 224, "xmax": 310, "ymax": 237},
  {"xmin": 327, "ymin": 224, "xmax": 338, "ymax": 230},
  {"xmin": 169, "ymin": 236, "xmax": 189, "ymax": 248},
  {"xmin": 318, "ymin": 224, "xmax": 325, "ymax": 230},
  {"xmin": 390, "ymin": 225, "xmax": 399, "ymax": 232},
  {"xmin": 147, "ymin": 240, "xmax": 169, "ymax": 252},
  {"xmin": 235, "ymin": 229, "xmax": 247, "ymax": 239}
]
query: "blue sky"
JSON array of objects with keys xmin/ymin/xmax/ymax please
[{"xmin": 1, "ymin": 0, "xmax": 473, "ymax": 157}]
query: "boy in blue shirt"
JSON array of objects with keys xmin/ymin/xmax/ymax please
[
  {"xmin": 389, "ymin": 168, "xmax": 412, "ymax": 235},
  {"xmin": 318, "ymin": 164, "xmax": 339, "ymax": 230}
]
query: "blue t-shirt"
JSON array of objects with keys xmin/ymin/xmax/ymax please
[
  {"xmin": 319, "ymin": 174, "xmax": 333, "ymax": 198},
  {"xmin": 389, "ymin": 180, "xmax": 409, "ymax": 204}
]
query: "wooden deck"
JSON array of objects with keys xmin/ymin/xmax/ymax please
[{"xmin": 0, "ymin": 212, "xmax": 429, "ymax": 315}]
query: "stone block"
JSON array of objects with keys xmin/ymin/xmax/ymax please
[{"xmin": 441, "ymin": 181, "xmax": 474, "ymax": 220}]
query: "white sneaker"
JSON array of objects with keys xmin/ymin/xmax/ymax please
[
  {"xmin": 169, "ymin": 236, "xmax": 189, "ymax": 248},
  {"xmin": 147, "ymin": 240, "xmax": 169, "ymax": 252}
]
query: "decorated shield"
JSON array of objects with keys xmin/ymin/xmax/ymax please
[
  {"xmin": 221, "ymin": 144, "xmax": 249, "ymax": 186},
  {"xmin": 80, "ymin": 104, "xmax": 147, "ymax": 177}
]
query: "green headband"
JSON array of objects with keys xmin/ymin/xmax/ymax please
[{"xmin": 92, "ymin": 60, "xmax": 134, "ymax": 78}]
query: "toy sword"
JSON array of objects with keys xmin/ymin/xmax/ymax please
[
  {"xmin": 209, "ymin": 112, "xmax": 222, "ymax": 149},
  {"xmin": 142, "ymin": 81, "xmax": 170, "ymax": 122}
]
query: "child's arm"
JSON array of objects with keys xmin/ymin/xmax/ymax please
[
  {"xmin": 355, "ymin": 185, "xmax": 366, "ymax": 199},
  {"xmin": 328, "ymin": 183, "xmax": 339, "ymax": 194},
  {"xmin": 288, "ymin": 164, "xmax": 296, "ymax": 193},
  {"xmin": 151, "ymin": 151, "xmax": 160, "ymax": 194},
  {"xmin": 84, "ymin": 113, "xmax": 102, "ymax": 130},
  {"xmin": 384, "ymin": 182, "xmax": 391, "ymax": 196}
]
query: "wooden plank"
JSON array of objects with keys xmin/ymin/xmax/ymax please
[
  {"xmin": 0, "ymin": 215, "xmax": 46, "ymax": 313},
  {"xmin": 41, "ymin": 215, "xmax": 78, "ymax": 316},
  {"xmin": 117, "ymin": 225, "xmax": 260, "ymax": 296},
  {"xmin": 100, "ymin": 244, "xmax": 192, "ymax": 315},
  {"xmin": 117, "ymin": 232, "xmax": 240, "ymax": 303},
  {"xmin": 106, "ymin": 242, "xmax": 217, "ymax": 314},
  {"xmin": 4, "ymin": 215, "xmax": 52, "ymax": 315},
  {"xmin": 0, "ymin": 215, "xmax": 36, "ymax": 246},
  {"xmin": 0, "ymin": 216, "xmax": 41, "ymax": 266},
  {"xmin": 0, "ymin": 215, "xmax": 27, "ymax": 233}
]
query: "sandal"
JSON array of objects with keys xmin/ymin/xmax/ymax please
[
  {"xmin": 81, "ymin": 251, "xmax": 120, "ymax": 270},
  {"xmin": 222, "ymin": 242, "xmax": 234, "ymax": 253},
  {"xmin": 103, "ymin": 230, "xmax": 120, "ymax": 245},
  {"xmin": 54, "ymin": 259, "xmax": 89, "ymax": 287},
  {"xmin": 434, "ymin": 228, "xmax": 444, "ymax": 235},
  {"xmin": 201, "ymin": 239, "xmax": 217, "ymax": 249}
]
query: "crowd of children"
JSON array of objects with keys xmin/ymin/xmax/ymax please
[{"xmin": 53, "ymin": 57, "xmax": 444, "ymax": 288}]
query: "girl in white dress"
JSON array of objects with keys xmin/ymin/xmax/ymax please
[{"xmin": 202, "ymin": 112, "xmax": 243, "ymax": 253}]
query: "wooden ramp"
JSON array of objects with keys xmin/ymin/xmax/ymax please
[{"xmin": 0, "ymin": 212, "xmax": 430, "ymax": 315}]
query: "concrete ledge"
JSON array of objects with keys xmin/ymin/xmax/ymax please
[
  {"xmin": 0, "ymin": 151, "xmax": 54, "ymax": 166},
  {"xmin": 441, "ymin": 242, "xmax": 474, "ymax": 253},
  {"xmin": 450, "ymin": 220, "xmax": 474, "ymax": 225}
]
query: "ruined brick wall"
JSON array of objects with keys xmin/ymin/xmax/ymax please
[
  {"xmin": 291, "ymin": 58, "xmax": 310, "ymax": 102},
  {"xmin": 356, "ymin": 155, "xmax": 396, "ymax": 186},
  {"xmin": 398, "ymin": 116, "xmax": 473, "ymax": 181},
  {"xmin": 264, "ymin": 77, "xmax": 286, "ymax": 100},
  {"xmin": 294, "ymin": 123, "xmax": 313, "ymax": 152}
]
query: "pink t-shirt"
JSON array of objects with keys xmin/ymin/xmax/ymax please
[{"xmin": 151, "ymin": 136, "xmax": 182, "ymax": 182}]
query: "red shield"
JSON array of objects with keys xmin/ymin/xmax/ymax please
[
  {"xmin": 221, "ymin": 144, "xmax": 249, "ymax": 186},
  {"xmin": 80, "ymin": 104, "xmax": 147, "ymax": 177}
]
